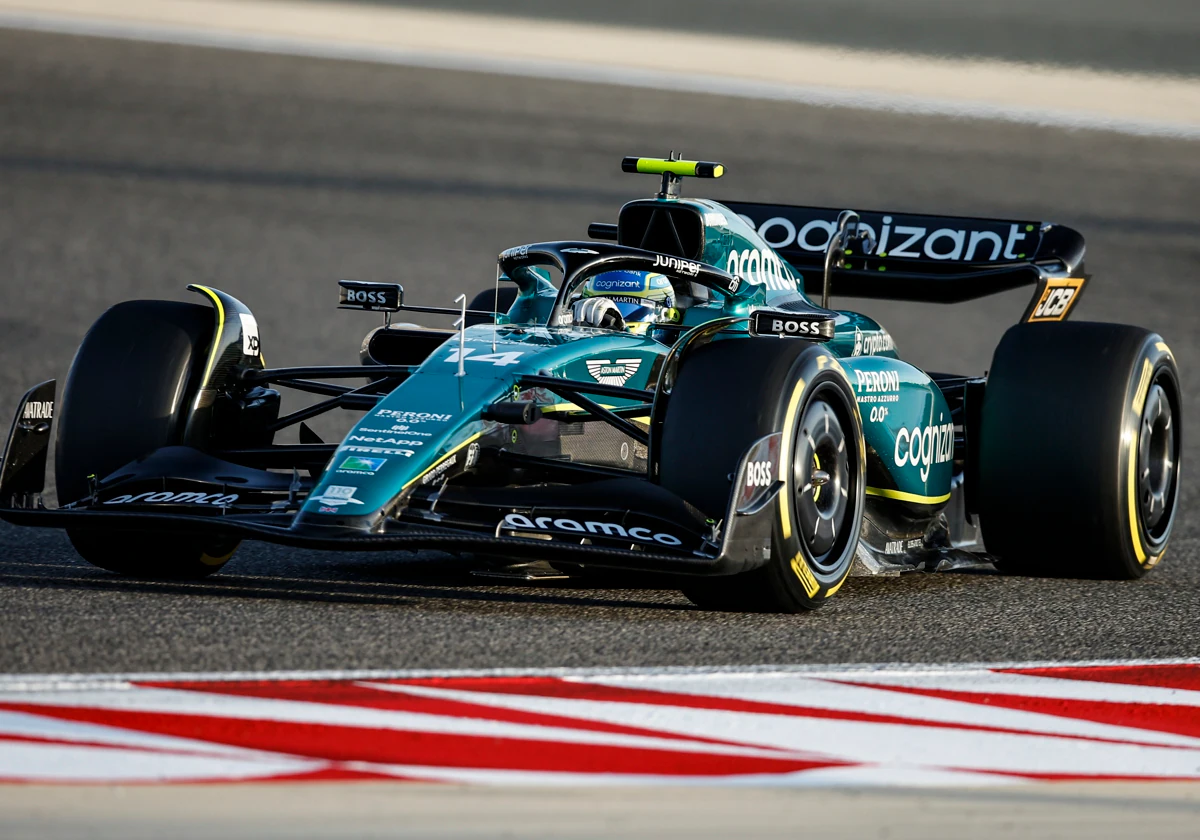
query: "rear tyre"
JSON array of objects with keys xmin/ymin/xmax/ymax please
[
  {"xmin": 465, "ymin": 287, "xmax": 519, "ymax": 327},
  {"xmin": 659, "ymin": 339, "xmax": 865, "ymax": 612},
  {"xmin": 56, "ymin": 300, "xmax": 240, "ymax": 578},
  {"xmin": 976, "ymin": 322, "xmax": 1181, "ymax": 579}
]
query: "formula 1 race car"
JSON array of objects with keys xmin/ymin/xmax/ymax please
[{"xmin": 0, "ymin": 156, "xmax": 1182, "ymax": 611}]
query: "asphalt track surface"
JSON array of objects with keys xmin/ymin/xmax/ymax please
[
  {"xmin": 1, "ymin": 28, "xmax": 1198, "ymax": 676},
  {"xmin": 364, "ymin": 0, "xmax": 1200, "ymax": 77}
]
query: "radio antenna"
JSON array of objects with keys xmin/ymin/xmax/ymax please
[
  {"xmin": 492, "ymin": 265, "xmax": 501, "ymax": 352},
  {"xmin": 659, "ymin": 150, "xmax": 682, "ymax": 199},
  {"xmin": 453, "ymin": 293, "xmax": 467, "ymax": 376}
]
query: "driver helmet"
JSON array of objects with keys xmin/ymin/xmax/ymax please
[{"xmin": 576, "ymin": 270, "xmax": 678, "ymax": 334}]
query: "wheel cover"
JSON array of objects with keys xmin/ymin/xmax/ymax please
[
  {"xmin": 792, "ymin": 397, "xmax": 850, "ymax": 568},
  {"xmin": 1138, "ymin": 380, "xmax": 1177, "ymax": 539}
]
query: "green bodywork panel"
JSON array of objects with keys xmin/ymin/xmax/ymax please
[
  {"xmin": 302, "ymin": 326, "xmax": 663, "ymax": 520},
  {"xmin": 304, "ymin": 197, "xmax": 953, "ymax": 524}
]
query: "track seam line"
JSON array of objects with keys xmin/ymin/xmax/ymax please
[{"xmin": 2, "ymin": 657, "xmax": 1199, "ymax": 690}]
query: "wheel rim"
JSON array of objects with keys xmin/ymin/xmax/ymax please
[
  {"xmin": 1138, "ymin": 380, "xmax": 1177, "ymax": 539},
  {"xmin": 793, "ymin": 396, "xmax": 850, "ymax": 568}
]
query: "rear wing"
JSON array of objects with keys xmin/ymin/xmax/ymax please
[{"xmin": 723, "ymin": 201, "xmax": 1088, "ymax": 321}]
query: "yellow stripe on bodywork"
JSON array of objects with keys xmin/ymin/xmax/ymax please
[
  {"xmin": 777, "ymin": 378, "xmax": 807, "ymax": 540},
  {"xmin": 865, "ymin": 486, "xmax": 952, "ymax": 505},
  {"xmin": 190, "ymin": 285, "xmax": 226, "ymax": 389},
  {"xmin": 541, "ymin": 404, "xmax": 650, "ymax": 425},
  {"xmin": 400, "ymin": 432, "xmax": 484, "ymax": 493}
]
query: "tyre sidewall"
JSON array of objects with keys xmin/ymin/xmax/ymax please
[
  {"xmin": 764, "ymin": 358, "xmax": 866, "ymax": 608},
  {"xmin": 659, "ymin": 339, "xmax": 864, "ymax": 611},
  {"xmin": 56, "ymin": 300, "xmax": 213, "ymax": 504},
  {"xmin": 1113, "ymin": 337, "xmax": 1180, "ymax": 576}
]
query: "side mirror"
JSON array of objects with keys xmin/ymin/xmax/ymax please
[{"xmin": 338, "ymin": 280, "xmax": 403, "ymax": 313}]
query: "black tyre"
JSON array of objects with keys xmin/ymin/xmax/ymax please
[
  {"xmin": 66, "ymin": 531, "xmax": 240, "ymax": 579},
  {"xmin": 977, "ymin": 322, "xmax": 1181, "ymax": 579},
  {"xmin": 659, "ymin": 338, "xmax": 865, "ymax": 612},
  {"xmin": 56, "ymin": 300, "xmax": 239, "ymax": 578},
  {"xmin": 465, "ymin": 287, "xmax": 519, "ymax": 327}
]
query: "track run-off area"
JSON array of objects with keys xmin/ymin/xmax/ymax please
[{"xmin": 0, "ymin": 1, "xmax": 1199, "ymax": 831}]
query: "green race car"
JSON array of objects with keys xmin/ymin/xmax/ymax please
[{"xmin": 0, "ymin": 156, "xmax": 1182, "ymax": 611}]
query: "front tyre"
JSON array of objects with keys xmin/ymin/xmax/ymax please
[
  {"xmin": 56, "ymin": 300, "xmax": 241, "ymax": 577},
  {"xmin": 68, "ymin": 532, "xmax": 238, "ymax": 579},
  {"xmin": 659, "ymin": 339, "xmax": 865, "ymax": 612},
  {"xmin": 977, "ymin": 323, "xmax": 1181, "ymax": 579}
]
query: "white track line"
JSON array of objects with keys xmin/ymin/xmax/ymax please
[
  {"xmin": 1, "ymin": 0, "xmax": 1198, "ymax": 140},
  {"xmin": 2, "ymin": 657, "xmax": 1198, "ymax": 690},
  {"xmin": 0, "ymin": 743, "xmax": 322, "ymax": 784}
]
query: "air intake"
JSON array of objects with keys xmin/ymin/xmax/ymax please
[{"xmin": 617, "ymin": 201, "xmax": 704, "ymax": 260}]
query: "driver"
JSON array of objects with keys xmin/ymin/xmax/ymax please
[{"xmin": 570, "ymin": 270, "xmax": 679, "ymax": 334}]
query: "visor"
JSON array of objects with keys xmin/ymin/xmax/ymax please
[{"xmin": 612, "ymin": 301, "xmax": 659, "ymax": 323}]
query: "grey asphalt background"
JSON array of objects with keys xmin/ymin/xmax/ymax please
[
  {"xmin": 354, "ymin": 0, "xmax": 1200, "ymax": 77},
  {"xmin": 0, "ymin": 27, "xmax": 1197, "ymax": 675}
]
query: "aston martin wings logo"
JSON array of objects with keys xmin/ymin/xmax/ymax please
[{"xmin": 586, "ymin": 358, "xmax": 642, "ymax": 386}]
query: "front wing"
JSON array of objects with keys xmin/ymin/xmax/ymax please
[{"xmin": 0, "ymin": 494, "xmax": 773, "ymax": 577}]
